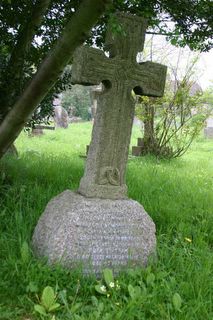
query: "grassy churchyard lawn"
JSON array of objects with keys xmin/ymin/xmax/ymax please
[{"xmin": 0, "ymin": 122, "xmax": 213, "ymax": 320}]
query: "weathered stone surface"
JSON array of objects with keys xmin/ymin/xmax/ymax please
[
  {"xmin": 132, "ymin": 146, "xmax": 142, "ymax": 156},
  {"xmin": 137, "ymin": 138, "xmax": 144, "ymax": 147},
  {"xmin": 35, "ymin": 125, "xmax": 55, "ymax": 130},
  {"xmin": 32, "ymin": 191, "xmax": 156, "ymax": 275},
  {"xmin": 204, "ymin": 127, "xmax": 213, "ymax": 138},
  {"xmin": 54, "ymin": 105, "xmax": 69, "ymax": 129},
  {"xmin": 31, "ymin": 128, "xmax": 44, "ymax": 136},
  {"xmin": 206, "ymin": 117, "xmax": 213, "ymax": 127},
  {"xmin": 71, "ymin": 12, "xmax": 167, "ymax": 199},
  {"xmin": 204, "ymin": 117, "xmax": 213, "ymax": 138},
  {"xmin": 132, "ymin": 138, "xmax": 145, "ymax": 156},
  {"xmin": 32, "ymin": 13, "xmax": 166, "ymax": 274}
]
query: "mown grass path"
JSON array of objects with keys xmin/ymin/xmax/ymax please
[{"xmin": 0, "ymin": 123, "xmax": 212, "ymax": 319}]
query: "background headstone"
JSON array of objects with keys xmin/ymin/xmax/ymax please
[
  {"xmin": 132, "ymin": 138, "xmax": 144, "ymax": 156},
  {"xmin": 30, "ymin": 125, "xmax": 55, "ymax": 137},
  {"xmin": 54, "ymin": 105, "xmax": 69, "ymax": 129},
  {"xmin": 31, "ymin": 128, "xmax": 44, "ymax": 136},
  {"xmin": 204, "ymin": 117, "xmax": 213, "ymax": 138}
]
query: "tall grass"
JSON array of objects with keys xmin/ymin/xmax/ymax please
[{"xmin": 0, "ymin": 122, "xmax": 212, "ymax": 319}]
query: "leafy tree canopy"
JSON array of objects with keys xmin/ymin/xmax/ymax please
[{"xmin": 0, "ymin": 0, "xmax": 212, "ymax": 127}]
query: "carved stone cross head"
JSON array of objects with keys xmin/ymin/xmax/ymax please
[
  {"xmin": 104, "ymin": 12, "xmax": 146, "ymax": 61},
  {"xmin": 71, "ymin": 12, "xmax": 167, "ymax": 199}
]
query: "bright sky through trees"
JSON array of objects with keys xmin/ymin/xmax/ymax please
[{"xmin": 144, "ymin": 34, "xmax": 213, "ymax": 89}]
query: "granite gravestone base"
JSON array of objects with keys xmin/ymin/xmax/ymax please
[{"xmin": 32, "ymin": 191, "xmax": 156, "ymax": 275}]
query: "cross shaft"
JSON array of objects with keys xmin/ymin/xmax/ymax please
[{"xmin": 71, "ymin": 13, "xmax": 167, "ymax": 199}]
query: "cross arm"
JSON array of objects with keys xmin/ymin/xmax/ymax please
[
  {"xmin": 71, "ymin": 46, "xmax": 115, "ymax": 86},
  {"xmin": 133, "ymin": 62, "xmax": 167, "ymax": 97}
]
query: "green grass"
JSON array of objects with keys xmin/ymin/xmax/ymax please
[{"xmin": 0, "ymin": 122, "xmax": 213, "ymax": 320}]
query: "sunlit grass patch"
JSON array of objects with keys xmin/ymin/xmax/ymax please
[{"xmin": 0, "ymin": 122, "xmax": 212, "ymax": 319}]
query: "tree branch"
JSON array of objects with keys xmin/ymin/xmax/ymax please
[
  {"xmin": 0, "ymin": 0, "xmax": 51, "ymax": 117},
  {"xmin": 8, "ymin": 0, "xmax": 51, "ymax": 78},
  {"xmin": 0, "ymin": 0, "xmax": 112, "ymax": 158},
  {"xmin": 146, "ymin": 31, "xmax": 172, "ymax": 36}
]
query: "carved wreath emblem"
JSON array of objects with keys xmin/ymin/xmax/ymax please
[{"xmin": 99, "ymin": 166, "xmax": 120, "ymax": 186}]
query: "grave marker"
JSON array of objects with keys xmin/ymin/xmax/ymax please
[
  {"xmin": 72, "ymin": 12, "xmax": 167, "ymax": 199},
  {"xmin": 204, "ymin": 117, "xmax": 213, "ymax": 138},
  {"xmin": 32, "ymin": 13, "xmax": 167, "ymax": 274},
  {"xmin": 54, "ymin": 105, "xmax": 69, "ymax": 129}
]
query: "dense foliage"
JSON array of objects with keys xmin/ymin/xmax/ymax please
[
  {"xmin": 135, "ymin": 53, "xmax": 213, "ymax": 159},
  {"xmin": 61, "ymin": 85, "xmax": 91, "ymax": 121},
  {"xmin": 0, "ymin": 0, "xmax": 212, "ymax": 127},
  {"xmin": 136, "ymin": 80, "xmax": 208, "ymax": 158}
]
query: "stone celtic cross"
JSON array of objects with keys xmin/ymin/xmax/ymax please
[
  {"xmin": 33, "ymin": 13, "xmax": 166, "ymax": 273},
  {"xmin": 72, "ymin": 13, "xmax": 167, "ymax": 199}
]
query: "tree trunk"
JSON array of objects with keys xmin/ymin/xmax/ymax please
[
  {"xmin": 0, "ymin": 0, "xmax": 111, "ymax": 159},
  {"xmin": 143, "ymin": 103, "xmax": 155, "ymax": 150}
]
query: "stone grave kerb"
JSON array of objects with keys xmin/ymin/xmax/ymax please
[{"xmin": 71, "ymin": 13, "xmax": 167, "ymax": 199}]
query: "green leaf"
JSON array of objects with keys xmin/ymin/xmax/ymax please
[
  {"xmin": 95, "ymin": 284, "xmax": 107, "ymax": 295},
  {"xmin": 73, "ymin": 315, "xmax": 84, "ymax": 320},
  {"xmin": 103, "ymin": 268, "xmax": 114, "ymax": 287},
  {"xmin": 70, "ymin": 303, "xmax": 82, "ymax": 313},
  {"xmin": 156, "ymin": 271, "xmax": 168, "ymax": 280},
  {"xmin": 48, "ymin": 303, "xmax": 61, "ymax": 312},
  {"xmin": 128, "ymin": 284, "xmax": 141, "ymax": 299},
  {"xmin": 20, "ymin": 241, "xmax": 30, "ymax": 263},
  {"xmin": 26, "ymin": 281, "xmax": 38, "ymax": 293},
  {"xmin": 146, "ymin": 273, "xmax": 155, "ymax": 286},
  {"xmin": 91, "ymin": 295, "xmax": 98, "ymax": 306},
  {"xmin": 58, "ymin": 289, "xmax": 68, "ymax": 307},
  {"xmin": 41, "ymin": 286, "xmax": 56, "ymax": 311},
  {"xmin": 34, "ymin": 304, "xmax": 47, "ymax": 316},
  {"xmin": 98, "ymin": 302, "xmax": 104, "ymax": 313},
  {"xmin": 172, "ymin": 293, "xmax": 182, "ymax": 311},
  {"xmin": 171, "ymin": 38, "xmax": 177, "ymax": 46},
  {"xmin": 128, "ymin": 284, "xmax": 135, "ymax": 299}
]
